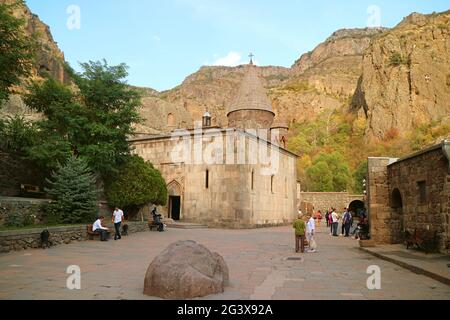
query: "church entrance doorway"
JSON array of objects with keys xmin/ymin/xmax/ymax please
[{"xmin": 169, "ymin": 196, "xmax": 181, "ymax": 221}]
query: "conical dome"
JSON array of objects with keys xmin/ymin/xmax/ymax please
[{"xmin": 227, "ymin": 65, "xmax": 275, "ymax": 116}]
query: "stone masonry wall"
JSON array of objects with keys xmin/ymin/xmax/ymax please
[
  {"xmin": 0, "ymin": 197, "xmax": 50, "ymax": 228},
  {"xmin": 387, "ymin": 148, "xmax": 449, "ymax": 252},
  {"xmin": 0, "ymin": 221, "xmax": 149, "ymax": 254},
  {"xmin": 300, "ymin": 192, "xmax": 365, "ymax": 214}
]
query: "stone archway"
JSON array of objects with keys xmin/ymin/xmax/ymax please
[
  {"xmin": 390, "ymin": 188, "xmax": 404, "ymax": 242},
  {"xmin": 167, "ymin": 180, "xmax": 182, "ymax": 221},
  {"xmin": 348, "ymin": 200, "xmax": 365, "ymax": 218},
  {"xmin": 391, "ymin": 188, "xmax": 403, "ymax": 210}
]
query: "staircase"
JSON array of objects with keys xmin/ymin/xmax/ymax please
[{"xmin": 165, "ymin": 221, "xmax": 208, "ymax": 229}]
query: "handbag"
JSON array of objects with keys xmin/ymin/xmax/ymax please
[{"xmin": 309, "ymin": 237, "xmax": 317, "ymax": 250}]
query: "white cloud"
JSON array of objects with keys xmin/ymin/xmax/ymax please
[
  {"xmin": 212, "ymin": 52, "xmax": 260, "ymax": 67},
  {"xmin": 151, "ymin": 35, "xmax": 161, "ymax": 42},
  {"xmin": 213, "ymin": 52, "xmax": 243, "ymax": 66}
]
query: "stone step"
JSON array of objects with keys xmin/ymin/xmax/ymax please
[{"xmin": 166, "ymin": 222, "xmax": 208, "ymax": 229}]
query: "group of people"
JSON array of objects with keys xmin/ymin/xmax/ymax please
[
  {"xmin": 92, "ymin": 206, "xmax": 166, "ymax": 242},
  {"xmin": 293, "ymin": 207, "xmax": 369, "ymax": 253},
  {"xmin": 293, "ymin": 213, "xmax": 317, "ymax": 254},
  {"xmin": 92, "ymin": 207, "xmax": 125, "ymax": 242},
  {"xmin": 324, "ymin": 208, "xmax": 368, "ymax": 239}
]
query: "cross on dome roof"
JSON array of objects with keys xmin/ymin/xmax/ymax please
[{"xmin": 227, "ymin": 62, "xmax": 274, "ymax": 116}]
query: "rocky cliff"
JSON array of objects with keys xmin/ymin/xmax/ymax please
[
  {"xmin": 0, "ymin": 0, "xmax": 70, "ymax": 120},
  {"xmin": 145, "ymin": 27, "xmax": 384, "ymax": 133},
  {"xmin": 2, "ymin": 1, "xmax": 449, "ymax": 144},
  {"xmin": 352, "ymin": 11, "xmax": 450, "ymax": 140}
]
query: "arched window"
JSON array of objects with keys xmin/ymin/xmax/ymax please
[
  {"xmin": 391, "ymin": 188, "xmax": 403, "ymax": 209},
  {"xmin": 285, "ymin": 177, "xmax": 288, "ymax": 198},
  {"xmin": 271, "ymin": 175, "xmax": 275, "ymax": 194}
]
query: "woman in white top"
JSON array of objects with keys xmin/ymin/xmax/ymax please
[{"xmin": 307, "ymin": 215, "xmax": 316, "ymax": 253}]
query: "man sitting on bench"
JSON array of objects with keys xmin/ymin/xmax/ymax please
[
  {"xmin": 151, "ymin": 207, "xmax": 164, "ymax": 232},
  {"xmin": 93, "ymin": 216, "xmax": 110, "ymax": 241}
]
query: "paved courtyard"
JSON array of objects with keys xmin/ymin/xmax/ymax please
[{"xmin": 0, "ymin": 225, "xmax": 449, "ymax": 300}]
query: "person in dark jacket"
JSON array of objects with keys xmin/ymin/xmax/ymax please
[{"xmin": 151, "ymin": 207, "xmax": 164, "ymax": 232}]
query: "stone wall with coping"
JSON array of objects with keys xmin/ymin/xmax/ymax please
[
  {"xmin": 0, "ymin": 221, "xmax": 149, "ymax": 254},
  {"xmin": 299, "ymin": 192, "xmax": 365, "ymax": 214}
]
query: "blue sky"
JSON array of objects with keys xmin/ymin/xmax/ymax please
[{"xmin": 26, "ymin": 0, "xmax": 449, "ymax": 91}]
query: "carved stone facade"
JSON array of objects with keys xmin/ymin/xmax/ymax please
[
  {"xmin": 129, "ymin": 62, "xmax": 298, "ymax": 229},
  {"xmin": 367, "ymin": 141, "xmax": 450, "ymax": 252},
  {"xmin": 131, "ymin": 129, "xmax": 298, "ymax": 228}
]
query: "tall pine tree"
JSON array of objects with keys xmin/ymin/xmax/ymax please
[{"xmin": 45, "ymin": 156, "xmax": 97, "ymax": 224}]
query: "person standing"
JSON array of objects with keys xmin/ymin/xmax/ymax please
[
  {"xmin": 112, "ymin": 207, "xmax": 124, "ymax": 241},
  {"xmin": 325, "ymin": 210, "xmax": 330, "ymax": 228},
  {"xmin": 341, "ymin": 208, "xmax": 348, "ymax": 236},
  {"xmin": 343, "ymin": 209, "xmax": 352, "ymax": 237},
  {"xmin": 307, "ymin": 214, "xmax": 316, "ymax": 253},
  {"xmin": 293, "ymin": 214, "xmax": 306, "ymax": 253},
  {"xmin": 93, "ymin": 216, "xmax": 109, "ymax": 242},
  {"xmin": 331, "ymin": 209, "xmax": 339, "ymax": 237},
  {"xmin": 316, "ymin": 210, "xmax": 322, "ymax": 227},
  {"xmin": 329, "ymin": 209, "xmax": 334, "ymax": 235}
]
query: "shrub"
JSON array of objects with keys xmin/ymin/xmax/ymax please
[
  {"xmin": 283, "ymin": 80, "xmax": 311, "ymax": 92},
  {"xmin": 384, "ymin": 127, "xmax": 400, "ymax": 141},
  {"xmin": 389, "ymin": 53, "xmax": 408, "ymax": 67},
  {"xmin": 105, "ymin": 156, "xmax": 168, "ymax": 210},
  {"xmin": 5, "ymin": 210, "xmax": 24, "ymax": 228}
]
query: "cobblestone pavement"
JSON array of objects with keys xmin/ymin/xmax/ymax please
[{"xmin": 0, "ymin": 225, "xmax": 449, "ymax": 300}]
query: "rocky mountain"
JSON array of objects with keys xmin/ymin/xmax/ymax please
[
  {"xmin": 2, "ymin": 1, "xmax": 449, "ymax": 145},
  {"xmin": 351, "ymin": 11, "xmax": 450, "ymax": 139},
  {"xmin": 142, "ymin": 27, "xmax": 384, "ymax": 133},
  {"xmin": 0, "ymin": 0, "xmax": 70, "ymax": 120}
]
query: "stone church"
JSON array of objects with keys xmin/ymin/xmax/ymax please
[{"xmin": 130, "ymin": 61, "xmax": 298, "ymax": 228}]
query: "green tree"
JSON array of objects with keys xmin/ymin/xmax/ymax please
[
  {"xmin": 24, "ymin": 60, "xmax": 142, "ymax": 176},
  {"xmin": 45, "ymin": 156, "xmax": 97, "ymax": 224},
  {"xmin": 0, "ymin": 0, "xmax": 36, "ymax": 103},
  {"xmin": 71, "ymin": 60, "xmax": 142, "ymax": 176},
  {"xmin": 306, "ymin": 152, "xmax": 351, "ymax": 192},
  {"xmin": 105, "ymin": 156, "xmax": 167, "ymax": 212},
  {"xmin": 0, "ymin": 115, "xmax": 36, "ymax": 155},
  {"xmin": 306, "ymin": 161, "xmax": 334, "ymax": 192}
]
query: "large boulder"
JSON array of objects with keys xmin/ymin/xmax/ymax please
[{"xmin": 143, "ymin": 240, "xmax": 229, "ymax": 299}]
